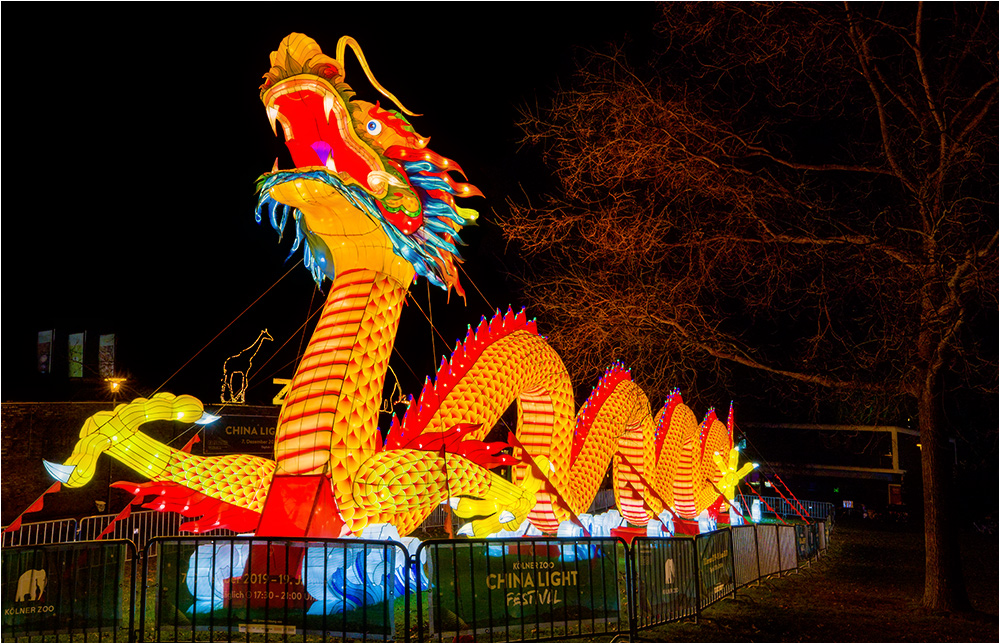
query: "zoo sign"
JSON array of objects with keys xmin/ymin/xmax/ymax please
[{"xmin": 1, "ymin": 541, "xmax": 127, "ymax": 636}]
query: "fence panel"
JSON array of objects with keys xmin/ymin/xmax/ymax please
[
  {"xmin": 631, "ymin": 537, "xmax": 698, "ymax": 630},
  {"xmin": 730, "ymin": 526, "xmax": 759, "ymax": 589},
  {"xmin": 800, "ymin": 523, "xmax": 822, "ymax": 562},
  {"xmin": 777, "ymin": 525, "xmax": 798, "ymax": 572},
  {"xmin": 756, "ymin": 525, "xmax": 780, "ymax": 577},
  {"xmin": 586, "ymin": 489, "xmax": 616, "ymax": 514},
  {"xmin": 695, "ymin": 529, "xmax": 734, "ymax": 610},
  {"xmin": 144, "ymin": 536, "xmax": 410, "ymax": 642},
  {"xmin": 416, "ymin": 505, "xmax": 458, "ymax": 534},
  {"xmin": 1, "ymin": 539, "xmax": 136, "ymax": 642},
  {"xmin": 416, "ymin": 537, "xmax": 629, "ymax": 643},
  {"xmin": 78, "ymin": 510, "xmax": 235, "ymax": 555},
  {"xmin": 2, "ymin": 519, "xmax": 78, "ymax": 548},
  {"xmin": 758, "ymin": 496, "xmax": 834, "ymax": 521}
]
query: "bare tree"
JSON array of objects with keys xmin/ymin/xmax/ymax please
[{"xmin": 502, "ymin": 2, "xmax": 997, "ymax": 611}]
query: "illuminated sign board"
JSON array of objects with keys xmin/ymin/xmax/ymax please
[{"xmin": 202, "ymin": 409, "xmax": 280, "ymax": 456}]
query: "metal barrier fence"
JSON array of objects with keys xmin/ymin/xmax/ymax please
[
  {"xmin": 756, "ymin": 495, "xmax": 835, "ymax": 521},
  {"xmin": 586, "ymin": 489, "xmax": 617, "ymax": 514},
  {"xmin": 79, "ymin": 510, "xmax": 235, "ymax": 555},
  {"xmin": 4, "ymin": 495, "xmax": 833, "ymax": 543},
  {"xmin": 2, "ymin": 519, "xmax": 78, "ymax": 549},
  {"xmin": 2, "ymin": 510, "xmax": 235, "ymax": 556},
  {"xmin": 695, "ymin": 530, "xmax": 734, "ymax": 610},
  {"xmin": 631, "ymin": 537, "xmax": 698, "ymax": 629},
  {"xmin": 778, "ymin": 525, "xmax": 798, "ymax": 572},
  {"xmin": 731, "ymin": 525, "xmax": 760, "ymax": 589},
  {"xmin": 1, "ymin": 518, "xmax": 832, "ymax": 642},
  {"xmin": 144, "ymin": 536, "xmax": 412, "ymax": 642},
  {"xmin": 1, "ymin": 539, "xmax": 138, "ymax": 642},
  {"xmin": 416, "ymin": 537, "xmax": 630, "ymax": 643},
  {"xmin": 415, "ymin": 504, "xmax": 459, "ymax": 533}
]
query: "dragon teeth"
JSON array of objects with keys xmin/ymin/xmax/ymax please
[
  {"xmin": 267, "ymin": 105, "xmax": 279, "ymax": 136},
  {"xmin": 324, "ymin": 94, "xmax": 336, "ymax": 124}
]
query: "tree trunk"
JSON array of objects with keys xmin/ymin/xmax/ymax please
[{"xmin": 918, "ymin": 366, "xmax": 972, "ymax": 611}]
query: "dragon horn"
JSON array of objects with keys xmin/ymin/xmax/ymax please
[{"xmin": 336, "ymin": 36, "xmax": 421, "ymax": 117}]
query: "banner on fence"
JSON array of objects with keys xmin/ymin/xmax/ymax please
[
  {"xmin": 795, "ymin": 524, "xmax": 818, "ymax": 560},
  {"xmin": 155, "ymin": 539, "xmax": 396, "ymax": 639},
  {"xmin": 426, "ymin": 539, "xmax": 622, "ymax": 639},
  {"xmin": 696, "ymin": 530, "xmax": 733, "ymax": 608},
  {"xmin": 633, "ymin": 538, "xmax": 697, "ymax": 625},
  {"xmin": 1, "ymin": 541, "xmax": 126, "ymax": 636}
]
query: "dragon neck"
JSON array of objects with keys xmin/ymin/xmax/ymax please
[{"xmin": 273, "ymin": 268, "xmax": 409, "ymax": 481}]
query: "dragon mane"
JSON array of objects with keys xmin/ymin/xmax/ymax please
[{"xmin": 255, "ymin": 155, "xmax": 478, "ymax": 296}]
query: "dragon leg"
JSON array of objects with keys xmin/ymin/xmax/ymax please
[
  {"xmin": 47, "ymin": 393, "xmax": 275, "ymax": 532},
  {"xmin": 350, "ymin": 449, "xmax": 540, "ymax": 537}
]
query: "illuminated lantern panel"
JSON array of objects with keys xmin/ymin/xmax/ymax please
[{"xmin": 42, "ymin": 33, "xmax": 757, "ymax": 547}]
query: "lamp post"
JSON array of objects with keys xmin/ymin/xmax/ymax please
[{"xmin": 103, "ymin": 377, "xmax": 126, "ymax": 513}]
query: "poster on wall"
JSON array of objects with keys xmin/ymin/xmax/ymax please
[
  {"xmin": 37, "ymin": 330, "xmax": 53, "ymax": 374},
  {"xmin": 67, "ymin": 332, "xmax": 85, "ymax": 378},
  {"xmin": 98, "ymin": 334, "xmax": 116, "ymax": 378}
]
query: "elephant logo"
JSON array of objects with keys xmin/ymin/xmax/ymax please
[{"xmin": 15, "ymin": 569, "xmax": 46, "ymax": 602}]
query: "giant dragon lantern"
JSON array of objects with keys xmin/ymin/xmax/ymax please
[{"xmin": 40, "ymin": 33, "xmax": 755, "ymax": 540}]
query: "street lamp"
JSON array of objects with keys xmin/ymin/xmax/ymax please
[{"xmin": 105, "ymin": 377, "xmax": 126, "ymax": 403}]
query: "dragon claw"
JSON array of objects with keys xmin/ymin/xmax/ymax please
[{"xmin": 43, "ymin": 460, "xmax": 76, "ymax": 483}]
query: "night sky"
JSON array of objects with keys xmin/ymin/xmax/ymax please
[{"xmin": 3, "ymin": 5, "xmax": 658, "ymax": 405}]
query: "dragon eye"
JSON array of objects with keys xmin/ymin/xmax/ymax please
[{"xmin": 366, "ymin": 119, "xmax": 383, "ymax": 136}]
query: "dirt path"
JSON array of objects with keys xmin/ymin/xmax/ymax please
[{"xmin": 636, "ymin": 521, "xmax": 997, "ymax": 642}]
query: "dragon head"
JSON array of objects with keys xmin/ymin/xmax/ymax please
[{"xmin": 256, "ymin": 33, "xmax": 481, "ymax": 296}]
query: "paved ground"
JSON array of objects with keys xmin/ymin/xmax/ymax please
[{"xmin": 635, "ymin": 520, "xmax": 998, "ymax": 642}]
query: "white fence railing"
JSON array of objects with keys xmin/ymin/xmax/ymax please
[
  {"xmin": 3, "ymin": 510, "xmax": 235, "ymax": 553},
  {"xmin": 4, "ymin": 493, "xmax": 834, "ymax": 549},
  {"xmin": 1, "ymin": 518, "xmax": 78, "ymax": 548}
]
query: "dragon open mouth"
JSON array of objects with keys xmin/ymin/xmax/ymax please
[{"xmin": 264, "ymin": 78, "xmax": 386, "ymax": 194}]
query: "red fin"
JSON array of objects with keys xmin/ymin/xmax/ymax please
[
  {"xmin": 256, "ymin": 475, "xmax": 346, "ymax": 538},
  {"xmin": 571, "ymin": 362, "xmax": 632, "ymax": 464},
  {"xmin": 111, "ymin": 480, "xmax": 263, "ymax": 534},
  {"xmin": 653, "ymin": 389, "xmax": 683, "ymax": 467},
  {"xmin": 4, "ymin": 482, "xmax": 61, "ymax": 533},
  {"xmin": 698, "ymin": 408, "xmax": 719, "ymax": 460},
  {"xmin": 387, "ymin": 307, "xmax": 537, "ymax": 449}
]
